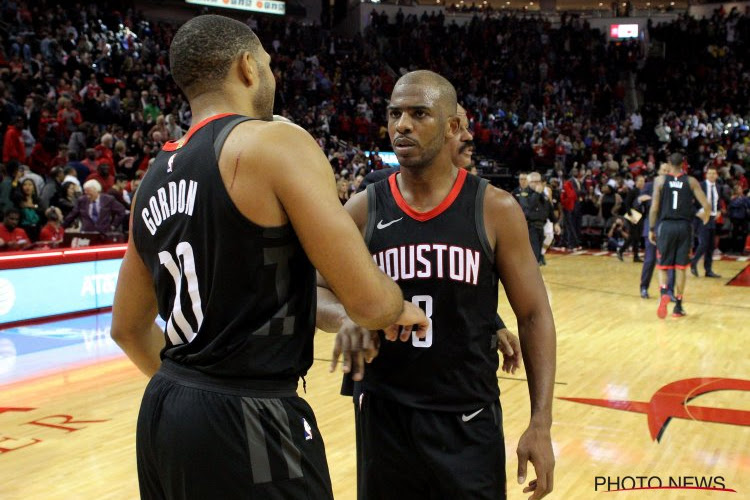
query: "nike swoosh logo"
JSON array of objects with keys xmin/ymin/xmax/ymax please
[
  {"xmin": 461, "ymin": 408, "xmax": 484, "ymax": 422},
  {"xmin": 167, "ymin": 154, "xmax": 176, "ymax": 173},
  {"xmin": 377, "ymin": 218, "xmax": 403, "ymax": 229}
]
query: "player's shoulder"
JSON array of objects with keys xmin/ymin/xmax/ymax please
[
  {"xmin": 484, "ymin": 184, "xmax": 524, "ymax": 217},
  {"xmin": 343, "ymin": 189, "xmax": 369, "ymax": 228}
]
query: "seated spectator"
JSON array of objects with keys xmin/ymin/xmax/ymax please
[
  {"xmin": 0, "ymin": 208, "xmax": 32, "ymax": 252},
  {"xmin": 94, "ymin": 134, "xmax": 115, "ymax": 169},
  {"xmin": 62, "ymin": 179, "xmax": 126, "ymax": 234},
  {"xmin": 51, "ymin": 181, "xmax": 80, "ymax": 218},
  {"xmin": 38, "ymin": 206, "xmax": 64, "ymax": 246},
  {"xmin": 13, "ymin": 177, "xmax": 45, "ymax": 240}
]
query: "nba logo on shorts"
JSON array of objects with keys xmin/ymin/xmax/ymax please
[{"xmin": 302, "ymin": 418, "xmax": 313, "ymax": 440}]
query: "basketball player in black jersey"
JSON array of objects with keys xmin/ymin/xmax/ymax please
[
  {"xmin": 110, "ymin": 15, "xmax": 427, "ymax": 500},
  {"xmin": 318, "ymin": 71, "xmax": 556, "ymax": 500},
  {"xmin": 648, "ymin": 152, "xmax": 710, "ymax": 318}
]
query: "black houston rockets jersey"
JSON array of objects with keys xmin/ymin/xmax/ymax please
[
  {"xmin": 132, "ymin": 113, "xmax": 316, "ymax": 380},
  {"xmin": 659, "ymin": 173, "xmax": 695, "ymax": 221},
  {"xmin": 363, "ymin": 168, "xmax": 500, "ymax": 411}
]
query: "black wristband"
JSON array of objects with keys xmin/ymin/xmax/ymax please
[{"xmin": 493, "ymin": 313, "xmax": 506, "ymax": 331}]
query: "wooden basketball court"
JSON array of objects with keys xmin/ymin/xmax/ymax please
[{"xmin": 2, "ymin": 252, "xmax": 749, "ymax": 499}]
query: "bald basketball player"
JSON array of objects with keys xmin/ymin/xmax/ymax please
[{"xmin": 318, "ymin": 70, "xmax": 556, "ymax": 499}]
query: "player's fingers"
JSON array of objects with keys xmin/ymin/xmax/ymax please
[
  {"xmin": 383, "ymin": 326, "xmax": 398, "ymax": 341},
  {"xmin": 517, "ymin": 449, "xmax": 529, "ymax": 485},
  {"xmin": 498, "ymin": 335, "xmax": 513, "ymax": 356},
  {"xmin": 330, "ymin": 335, "xmax": 342, "ymax": 373},
  {"xmin": 523, "ymin": 479, "xmax": 537, "ymax": 494},
  {"xmin": 399, "ymin": 325, "xmax": 413, "ymax": 342},
  {"xmin": 340, "ymin": 334, "xmax": 352, "ymax": 373},
  {"xmin": 413, "ymin": 322, "xmax": 428, "ymax": 340},
  {"xmin": 531, "ymin": 472, "xmax": 548, "ymax": 500},
  {"xmin": 361, "ymin": 330, "xmax": 372, "ymax": 351},
  {"xmin": 351, "ymin": 351, "xmax": 366, "ymax": 382}
]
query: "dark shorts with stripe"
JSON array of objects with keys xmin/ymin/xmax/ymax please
[
  {"xmin": 137, "ymin": 360, "xmax": 333, "ymax": 500},
  {"xmin": 657, "ymin": 219, "xmax": 692, "ymax": 269},
  {"xmin": 359, "ymin": 391, "xmax": 506, "ymax": 500}
]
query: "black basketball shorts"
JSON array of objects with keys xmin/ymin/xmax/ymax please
[
  {"xmin": 136, "ymin": 360, "xmax": 333, "ymax": 500},
  {"xmin": 359, "ymin": 391, "xmax": 506, "ymax": 500},
  {"xmin": 657, "ymin": 219, "xmax": 692, "ymax": 269}
]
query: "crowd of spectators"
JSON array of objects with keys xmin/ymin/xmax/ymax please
[{"xmin": 0, "ymin": 2, "xmax": 747, "ymax": 254}]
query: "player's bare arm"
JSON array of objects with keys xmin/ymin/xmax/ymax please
[
  {"xmin": 689, "ymin": 176, "xmax": 711, "ymax": 223},
  {"xmin": 111, "ymin": 207, "xmax": 165, "ymax": 377},
  {"xmin": 316, "ymin": 190, "xmax": 428, "ymax": 379},
  {"xmin": 485, "ymin": 186, "xmax": 556, "ymax": 500},
  {"xmin": 224, "ymin": 121, "xmax": 407, "ymax": 330}
]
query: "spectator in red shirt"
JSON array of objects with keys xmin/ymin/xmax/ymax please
[
  {"xmin": 57, "ymin": 98, "xmax": 83, "ymax": 138},
  {"xmin": 86, "ymin": 163, "xmax": 115, "ymax": 192},
  {"xmin": 94, "ymin": 133, "xmax": 115, "ymax": 168},
  {"xmin": 0, "ymin": 208, "xmax": 31, "ymax": 252},
  {"xmin": 38, "ymin": 206, "xmax": 64, "ymax": 245},
  {"xmin": 3, "ymin": 116, "xmax": 26, "ymax": 163}
]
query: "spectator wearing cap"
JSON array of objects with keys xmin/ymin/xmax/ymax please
[{"xmin": 62, "ymin": 179, "xmax": 125, "ymax": 233}]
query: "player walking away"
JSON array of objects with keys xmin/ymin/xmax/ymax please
[{"xmin": 648, "ymin": 152, "xmax": 710, "ymax": 318}]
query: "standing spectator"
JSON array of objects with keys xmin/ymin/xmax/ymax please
[
  {"xmin": 40, "ymin": 166, "xmax": 65, "ymax": 208},
  {"xmin": 690, "ymin": 166, "xmax": 722, "ymax": 278},
  {"xmin": 728, "ymin": 184, "xmax": 750, "ymax": 254},
  {"xmin": 62, "ymin": 179, "xmax": 125, "ymax": 233},
  {"xmin": 0, "ymin": 160, "xmax": 22, "ymax": 214},
  {"xmin": 0, "ymin": 208, "xmax": 31, "ymax": 251},
  {"xmin": 86, "ymin": 163, "xmax": 115, "ymax": 192},
  {"xmin": 3, "ymin": 115, "xmax": 26, "ymax": 163},
  {"xmin": 57, "ymin": 98, "xmax": 83, "ymax": 138},
  {"xmin": 94, "ymin": 133, "xmax": 115, "ymax": 169},
  {"xmin": 107, "ymin": 173, "xmax": 131, "ymax": 210},
  {"xmin": 51, "ymin": 181, "xmax": 80, "ymax": 218},
  {"xmin": 561, "ymin": 168, "xmax": 583, "ymax": 250}
]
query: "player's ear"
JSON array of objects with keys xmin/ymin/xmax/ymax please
[
  {"xmin": 445, "ymin": 114, "xmax": 460, "ymax": 139},
  {"xmin": 237, "ymin": 51, "xmax": 258, "ymax": 87}
]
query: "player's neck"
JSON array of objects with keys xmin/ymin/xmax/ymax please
[
  {"xmin": 188, "ymin": 92, "xmax": 262, "ymax": 125},
  {"xmin": 397, "ymin": 161, "xmax": 458, "ymax": 212}
]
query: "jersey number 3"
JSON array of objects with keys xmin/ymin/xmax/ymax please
[
  {"xmin": 411, "ymin": 295, "xmax": 433, "ymax": 348},
  {"xmin": 159, "ymin": 241, "xmax": 204, "ymax": 345}
]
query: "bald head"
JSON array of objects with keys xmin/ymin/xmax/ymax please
[{"xmin": 394, "ymin": 70, "xmax": 457, "ymax": 118}]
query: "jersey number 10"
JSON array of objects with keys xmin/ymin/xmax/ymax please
[{"xmin": 159, "ymin": 241, "xmax": 204, "ymax": 345}]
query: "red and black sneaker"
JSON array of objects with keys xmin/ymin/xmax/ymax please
[
  {"xmin": 672, "ymin": 304, "xmax": 687, "ymax": 317},
  {"xmin": 657, "ymin": 293, "xmax": 670, "ymax": 319}
]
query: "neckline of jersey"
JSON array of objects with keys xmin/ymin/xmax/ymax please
[
  {"xmin": 162, "ymin": 113, "xmax": 236, "ymax": 151},
  {"xmin": 388, "ymin": 168, "xmax": 467, "ymax": 222}
]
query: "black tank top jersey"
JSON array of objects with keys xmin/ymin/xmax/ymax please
[
  {"xmin": 363, "ymin": 168, "xmax": 500, "ymax": 411},
  {"xmin": 132, "ymin": 114, "xmax": 316, "ymax": 381},
  {"xmin": 659, "ymin": 173, "xmax": 695, "ymax": 221}
]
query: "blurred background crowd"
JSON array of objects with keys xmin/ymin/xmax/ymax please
[{"xmin": 0, "ymin": 1, "xmax": 747, "ymax": 255}]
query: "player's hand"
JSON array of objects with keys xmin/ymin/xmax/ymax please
[
  {"xmin": 517, "ymin": 423, "xmax": 555, "ymax": 499},
  {"xmin": 648, "ymin": 229, "xmax": 656, "ymax": 244},
  {"xmin": 700, "ymin": 211, "xmax": 710, "ymax": 224},
  {"xmin": 330, "ymin": 318, "xmax": 380, "ymax": 382},
  {"xmin": 553, "ymin": 223, "xmax": 561, "ymax": 235},
  {"xmin": 498, "ymin": 328, "xmax": 521, "ymax": 374},
  {"xmin": 383, "ymin": 300, "xmax": 429, "ymax": 342}
]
